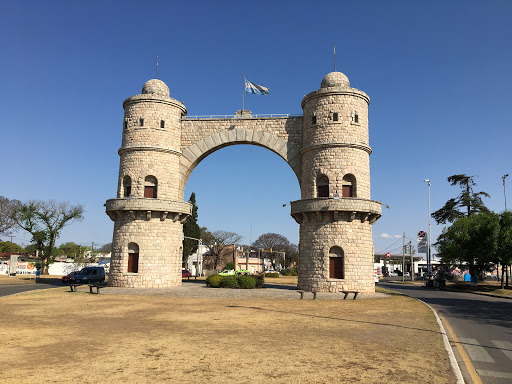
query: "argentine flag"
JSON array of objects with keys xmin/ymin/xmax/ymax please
[{"xmin": 245, "ymin": 78, "xmax": 269, "ymax": 95}]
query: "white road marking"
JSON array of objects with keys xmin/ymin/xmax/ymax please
[
  {"xmin": 477, "ymin": 370, "xmax": 512, "ymax": 379},
  {"xmin": 491, "ymin": 340, "xmax": 512, "ymax": 360},
  {"xmin": 459, "ymin": 338, "xmax": 495, "ymax": 363}
]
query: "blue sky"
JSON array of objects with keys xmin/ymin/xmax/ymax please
[{"xmin": 2, "ymin": 0, "xmax": 512, "ymax": 256}]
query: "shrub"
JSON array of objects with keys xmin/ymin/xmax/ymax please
[
  {"xmin": 206, "ymin": 274, "xmax": 222, "ymax": 288},
  {"xmin": 284, "ymin": 268, "xmax": 293, "ymax": 276},
  {"xmin": 253, "ymin": 274, "xmax": 264, "ymax": 288},
  {"xmin": 265, "ymin": 272, "xmax": 280, "ymax": 278},
  {"xmin": 225, "ymin": 262, "xmax": 235, "ymax": 270},
  {"xmin": 220, "ymin": 275, "xmax": 239, "ymax": 288},
  {"xmin": 238, "ymin": 275, "xmax": 256, "ymax": 289}
]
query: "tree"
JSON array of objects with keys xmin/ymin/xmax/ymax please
[
  {"xmin": 201, "ymin": 227, "xmax": 242, "ymax": 270},
  {"xmin": 58, "ymin": 242, "xmax": 84, "ymax": 259},
  {"xmin": 0, "ymin": 196, "xmax": 21, "ymax": 235},
  {"xmin": 0, "ymin": 241, "xmax": 25, "ymax": 254},
  {"xmin": 183, "ymin": 193, "xmax": 200, "ymax": 267},
  {"xmin": 252, "ymin": 233, "xmax": 291, "ymax": 269},
  {"xmin": 436, "ymin": 212, "xmax": 499, "ymax": 279},
  {"xmin": 498, "ymin": 211, "xmax": 512, "ymax": 288},
  {"xmin": 98, "ymin": 243, "xmax": 112, "ymax": 254},
  {"xmin": 11, "ymin": 200, "xmax": 84, "ymax": 274},
  {"xmin": 432, "ymin": 174, "xmax": 490, "ymax": 224}
]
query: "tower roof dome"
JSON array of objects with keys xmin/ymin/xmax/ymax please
[
  {"xmin": 142, "ymin": 79, "xmax": 170, "ymax": 96},
  {"xmin": 320, "ymin": 72, "xmax": 350, "ymax": 89}
]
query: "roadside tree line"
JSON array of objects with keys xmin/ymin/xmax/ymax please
[{"xmin": 434, "ymin": 175, "xmax": 511, "ymax": 287}]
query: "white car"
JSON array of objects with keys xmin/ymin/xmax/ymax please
[
  {"xmin": 388, "ymin": 272, "xmax": 398, "ymax": 277},
  {"xmin": 374, "ymin": 274, "xmax": 379, "ymax": 283}
]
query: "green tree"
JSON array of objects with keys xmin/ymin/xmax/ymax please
[
  {"xmin": 432, "ymin": 174, "xmax": 490, "ymax": 224},
  {"xmin": 58, "ymin": 242, "xmax": 83, "ymax": 259},
  {"xmin": 0, "ymin": 241, "xmax": 25, "ymax": 254},
  {"xmin": 183, "ymin": 193, "xmax": 201, "ymax": 267},
  {"xmin": 0, "ymin": 196, "xmax": 21, "ymax": 235},
  {"xmin": 11, "ymin": 200, "xmax": 84, "ymax": 274},
  {"xmin": 436, "ymin": 212, "xmax": 499, "ymax": 279},
  {"xmin": 498, "ymin": 211, "xmax": 512, "ymax": 288},
  {"xmin": 98, "ymin": 243, "xmax": 112, "ymax": 254}
]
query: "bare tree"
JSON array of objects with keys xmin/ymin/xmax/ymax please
[
  {"xmin": 252, "ymin": 233, "xmax": 291, "ymax": 269},
  {"xmin": 11, "ymin": 200, "xmax": 84, "ymax": 274},
  {"xmin": 0, "ymin": 196, "xmax": 21, "ymax": 235},
  {"xmin": 201, "ymin": 228, "xmax": 243, "ymax": 270}
]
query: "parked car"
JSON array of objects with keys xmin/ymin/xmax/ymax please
[
  {"xmin": 404, "ymin": 272, "xmax": 410, "ymax": 277},
  {"xmin": 388, "ymin": 272, "xmax": 398, "ymax": 277},
  {"xmin": 218, "ymin": 269, "xmax": 235, "ymax": 276},
  {"xmin": 72, "ymin": 267, "xmax": 106, "ymax": 284},
  {"xmin": 374, "ymin": 273, "xmax": 379, "ymax": 283},
  {"xmin": 182, "ymin": 269, "xmax": 192, "ymax": 278},
  {"xmin": 236, "ymin": 269, "xmax": 250, "ymax": 275},
  {"xmin": 62, "ymin": 271, "xmax": 77, "ymax": 284}
]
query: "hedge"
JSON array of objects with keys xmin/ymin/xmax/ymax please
[{"xmin": 205, "ymin": 274, "xmax": 263, "ymax": 289}]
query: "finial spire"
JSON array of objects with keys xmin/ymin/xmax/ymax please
[
  {"xmin": 156, "ymin": 53, "xmax": 159, "ymax": 79},
  {"xmin": 334, "ymin": 43, "xmax": 336, "ymax": 72}
]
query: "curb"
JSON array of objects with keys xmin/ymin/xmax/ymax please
[{"xmin": 383, "ymin": 284, "xmax": 465, "ymax": 383}]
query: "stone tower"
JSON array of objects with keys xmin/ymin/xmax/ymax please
[
  {"xmin": 106, "ymin": 71, "xmax": 380, "ymax": 293},
  {"xmin": 105, "ymin": 79, "xmax": 192, "ymax": 288},
  {"xmin": 290, "ymin": 72, "xmax": 381, "ymax": 293}
]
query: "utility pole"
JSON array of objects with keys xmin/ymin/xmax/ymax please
[
  {"xmin": 402, "ymin": 232, "xmax": 405, "ymax": 282},
  {"xmin": 409, "ymin": 241, "xmax": 414, "ymax": 281},
  {"xmin": 503, "ymin": 174, "xmax": 509, "ymax": 211}
]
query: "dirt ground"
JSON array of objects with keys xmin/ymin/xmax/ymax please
[{"xmin": 0, "ymin": 287, "xmax": 454, "ymax": 384}]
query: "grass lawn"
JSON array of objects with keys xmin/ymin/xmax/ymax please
[
  {"xmin": 446, "ymin": 280, "xmax": 512, "ymax": 297},
  {"xmin": 0, "ymin": 287, "xmax": 455, "ymax": 383}
]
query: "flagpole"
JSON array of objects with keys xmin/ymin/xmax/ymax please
[
  {"xmin": 334, "ymin": 43, "xmax": 336, "ymax": 72},
  {"xmin": 243, "ymin": 73, "xmax": 246, "ymax": 112}
]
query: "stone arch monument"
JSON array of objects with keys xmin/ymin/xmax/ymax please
[{"xmin": 105, "ymin": 71, "xmax": 381, "ymax": 293}]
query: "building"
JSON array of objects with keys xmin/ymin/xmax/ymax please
[{"xmin": 105, "ymin": 70, "xmax": 381, "ymax": 292}]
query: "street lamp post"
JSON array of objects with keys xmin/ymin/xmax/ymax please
[
  {"xmin": 423, "ymin": 179, "xmax": 432, "ymax": 279},
  {"xmin": 503, "ymin": 174, "xmax": 509, "ymax": 211}
]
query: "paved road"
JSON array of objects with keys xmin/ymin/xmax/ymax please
[
  {"xmin": 0, "ymin": 283, "xmax": 60, "ymax": 297},
  {"xmin": 381, "ymin": 282, "xmax": 512, "ymax": 384}
]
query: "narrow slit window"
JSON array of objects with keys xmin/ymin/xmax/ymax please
[
  {"xmin": 333, "ymin": 112, "xmax": 339, "ymax": 122},
  {"xmin": 354, "ymin": 114, "xmax": 359, "ymax": 123},
  {"xmin": 139, "ymin": 118, "xmax": 144, "ymax": 127},
  {"xmin": 160, "ymin": 120, "xmax": 165, "ymax": 129},
  {"xmin": 312, "ymin": 115, "xmax": 317, "ymax": 125},
  {"xmin": 123, "ymin": 121, "xmax": 128, "ymax": 130}
]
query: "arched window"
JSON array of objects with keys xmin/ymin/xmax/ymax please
[
  {"xmin": 329, "ymin": 246, "xmax": 344, "ymax": 279},
  {"xmin": 317, "ymin": 174, "xmax": 329, "ymax": 198},
  {"xmin": 123, "ymin": 176, "xmax": 132, "ymax": 198},
  {"xmin": 342, "ymin": 174, "xmax": 356, "ymax": 198},
  {"xmin": 128, "ymin": 243, "xmax": 139, "ymax": 273},
  {"xmin": 144, "ymin": 176, "xmax": 157, "ymax": 198}
]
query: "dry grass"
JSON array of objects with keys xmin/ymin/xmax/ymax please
[
  {"xmin": 0, "ymin": 275, "xmax": 37, "ymax": 285},
  {"xmin": 0, "ymin": 288, "xmax": 454, "ymax": 383}
]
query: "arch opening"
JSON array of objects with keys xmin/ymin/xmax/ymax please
[{"xmin": 328, "ymin": 246, "xmax": 344, "ymax": 279}]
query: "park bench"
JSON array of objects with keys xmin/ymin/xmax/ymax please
[
  {"xmin": 297, "ymin": 290, "xmax": 317, "ymax": 300},
  {"xmin": 88, "ymin": 282, "xmax": 108, "ymax": 294},
  {"xmin": 341, "ymin": 291, "xmax": 359, "ymax": 300},
  {"xmin": 69, "ymin": 284, "xmax": 80, "ymax": 292}
]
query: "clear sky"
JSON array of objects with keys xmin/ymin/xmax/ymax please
[{"xmin": 2, "ymin": 0, "xmax": 512, "ymax": 256}]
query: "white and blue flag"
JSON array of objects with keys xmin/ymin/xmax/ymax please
[{"xmin": 245, "ymin": 78, "xmax": 269, "ymax": 95}]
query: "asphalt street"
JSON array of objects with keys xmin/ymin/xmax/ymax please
[
  {"xmin": 381, "ymin": 281, "xmax": 512, "ymax": 384},
  {"xmin": 0, "ymin": 283, "xmax": 59, "ymax": 297}
]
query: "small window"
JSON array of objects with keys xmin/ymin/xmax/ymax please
[
  {"xmin": 333, "ymin": 112, "xmax": 339, "ymax": 122},
  {"xmin": 123, "ymin": 120, "xmax": 128, "ymax": 130},
  {"xmin": 144, "ymin": 176, "xmax": 157, "ymax": 198},
  {"xmin": 139, "ymin": 118, "xmax": 144, "ymax": 127},
  {"xmin": 128, "ymin": 242, "xmax": 139, "ymax": 273},
  {"xmin": 160, "ymin": 120, "xmax": 165, "ymax": 128},
  {"xmin": 123, "ymin": 176, "xmax": 132, "ymax": 198},
  {"xmin": 354, "ymin": 114, "xmax": 359, "ymax": 123},
  {"xmin": 312, "ymin": 115, "xmax": 317, "ymax": 125},
  {"xmin": 342, "ymin": 174, "xmax": 356, "ymax": 198},
  {"xmin": 317, "ymin": 174, "xmax": 329, "ymax": 198}
]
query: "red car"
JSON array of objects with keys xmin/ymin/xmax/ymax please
[
  {"xmin": 182, "ymin": 270, "xmax": 192, "ymax": 278},
  {"xmin": 61, "ymin": 272, "xmax": 77, "ymax": 284}
]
